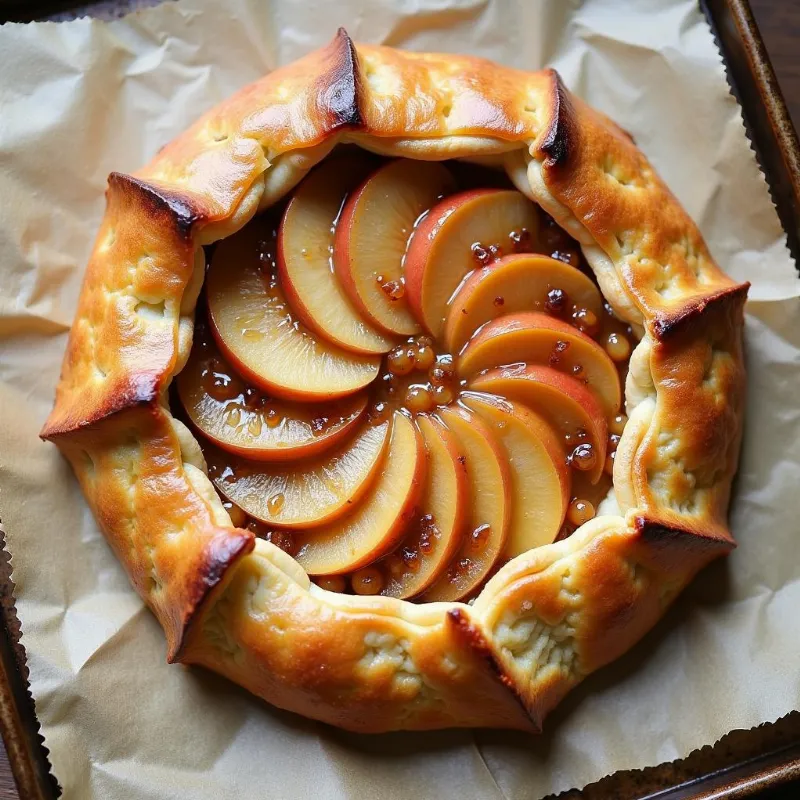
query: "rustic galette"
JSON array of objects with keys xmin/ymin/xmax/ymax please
[{"xmin": 42, "ymin": 31, "xmax": 747, "ymax": 732}]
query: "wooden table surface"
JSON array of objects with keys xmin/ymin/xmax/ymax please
[{"xmin": 0, "ymin": 1, "xmax": 797, "ymax": 797}]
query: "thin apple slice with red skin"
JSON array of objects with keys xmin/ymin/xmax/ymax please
[
  {"xmin": 177, "ymin": 326, "xmax": 367, "ymax": 461},
  {"xmin": 295, "ymin": 412, "xmax": 426, "ymax": 575},
  {"xmin": 207, "ymin": 215, "xmax": 380, "ymax": 402},
  {"xmin": 458, "ymin": 312, "xmax": 622, "ymax": 417},
  {"xmin": 470, "ymin": 365, "xmax": 608, "ymax": 484},
  {"xmin": 278, "ymin": 156, "xmax": 393, "ymax": 355},
  {"xmin": 421, "ymin": 405, "xmax": 511, "ymax": 602},
  {"xmin": 333, "ymin": 159, "xmax": 455, "ymax": 336},
  {"xmin": 462, "ymin": 393, "xmax": 569, "ymax": 558},
  {"xmin": 206, "ymin": 419, "xmax": 390, "ymax": 529},
  {"xmin": 379, "ymin": 414, "xmax": 469, "ymax": 599},
  {"xmin": 404, "ymin": 189, "xmax": 539, "ymax": 338},
  {"xmin": 444, "ymin": 253, "xmax": 603, "ymax": 354}
]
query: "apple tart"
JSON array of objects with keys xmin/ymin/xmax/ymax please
[{"xmin": 41, "ymin": 30, "xmax": 748, "ymax": 733}]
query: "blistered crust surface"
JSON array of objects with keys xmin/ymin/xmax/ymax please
[
  {"xmin": 53, "ymin": 404, "xmax": 254, "ymax": 657},
  {"xmin": 41, "ymin": 174, "xmax": 201, "ymax": 436},
  {"xmin": 41, "ymin": 30, "xmax": 746, "ymax": 731},
  {"xmin": 184, "ymin": 541, "xmax": 533, "ymax": 732}
]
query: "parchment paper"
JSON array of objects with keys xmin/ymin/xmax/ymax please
[{"xmin": 1, "ymin": 0, "xmax": 799, "ymax": 797}]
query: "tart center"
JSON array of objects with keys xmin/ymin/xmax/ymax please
[{"xmin": 172, "ymin": 150, "xmax": 635, "ymax": 602}]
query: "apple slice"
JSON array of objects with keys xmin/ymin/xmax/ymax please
[
  {"xmin": 207, "ymin": 216, "xmax": 380, "ymax": 402},
  {"xmin": 404, "ymin": 190, "xmax": 538, "ymax": 338},
  {"xmin": 278, "ymin": 156, "xmax": 394, "ymax": 355},
  {"xmin": 470, "ymin": 365, "xmax": 608, "ymax": 484},
  {"xmin": 444, "ymin": 253, "xmax": 603, "ymax": 354},
  {"xmin": 458, "ymin": 312, "xmax": 622, "ymax": 417},
  {"xmin": 295, "ymin": 412, "xmax": 426, "ymax": 575},
  {"xmin": 206, "ymin": 419, "xmax": 390, "ymax": 529},
  {"xmin": 463, "ymin": 393, "xmax": 569, "ymax": 558},
  {"xmin": 421, "ymin": 405, "xmax": 511, "ymax": 602},
  {"xmin": 177, "ymin": 326, "xmax": 368, "ymax": 461},
  {"xmin": 334, "ymin": 159, "xmax": 455, "ymax": 336},
  {"xmin": 379, "ymin": 414, "xmax": 468, "ymax": 599}
]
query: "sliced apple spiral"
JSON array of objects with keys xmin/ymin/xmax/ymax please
[
  {"xmin": 179, "ymin": 154, "xmax": 632, "ymax": 600},
  {"xmin": 470, "ymin": 365, "xmax": 608, "ymax": 484},
  {"xmin": 444, "ymin": 253, "xmax": 604, "ymax": 354},
  {"xmin": 334, "ymin": 159, "xmax": 456, "ymax": 337},
  {"xmin": 404, "ymin": 189, "xmax": 539, "ymax": 338},
  {"xmin": 207, "ymin": 215, "xmax": 381, "ymax": 402},
  {"xmin": 177, "ymin": 324, "xmax": 368, "ymax": 461},
  {"xmin": 463, "ymin": 394, "xmax": 570, "ymax": 558},
  {"xmin": 421, "ymin": 405, "xmax": 511, "ymax": 602},
  {"xmin": 458, "ymin": 311, "xmax": 622, "ymax": 417},
  {"xmin": 278, "ymin": 155, "xmax": 394, "ymax": 355},
  {"xmin": 206, "ymin": 420, "xmax": 390, "ymax": 528},
  {"xmin": 378, "ymin": 414, "xmax": 468, "ymax": 600},
  {"xmin": 294, "ymin": 412, "xmax": 426, "ymax": 575}
]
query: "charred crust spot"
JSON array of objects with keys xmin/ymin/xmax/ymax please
[
  {"xmin": 201, "ymin": 529, "xmax": 257, "ymax": 590},
  {"xmin": 446, "ymin": 608, "xmax": 538, "ymax": 730},
  {"xmin": 634, "ymin": 515, "xmax": 735, "ymax": 554},
  {"xmin": 169, "ymin": 527, "xmax": 256, "ymax": 662},
  {"xmin": 447, "ymin": 608, "xmax": 505, "ymax": 681},
  {"xmin": 651, "ymin": 283, "xmax": 749, "ymax": 342},
  {"xmin": 538, "ymin": 70, "xmax": 576, "ymax": 170},
  {"xmin": 40, "ymin": 371, "xmax": 162, "ymax": 440},
  {"xmin": 320, "ymin": 28, "xmax": 363, "ymax": 130},
  {"xmin": 108, "ymin": 172, "xmax": 203, "ymax": 240},
  {"xmin": 447, "ymin": 607, "xmax": 489, "ymax": 653}
]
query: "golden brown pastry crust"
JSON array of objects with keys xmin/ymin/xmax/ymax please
[{"xmin": 41, "ymin": 30, "xmax": 747, "ymax": 731}]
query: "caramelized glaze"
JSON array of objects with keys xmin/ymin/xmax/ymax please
[{"xmin": 173, "ymin": 155, "xmax": 634, "ymax": 600}]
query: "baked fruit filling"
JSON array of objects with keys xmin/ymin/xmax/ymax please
[{"xmin": 172, "ymin": 150, "xmax": 635, "ymax": 602}]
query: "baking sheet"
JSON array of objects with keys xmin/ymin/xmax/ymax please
[{"xmin": 1, "ymin": 0, "xmax": 799, "ymax": 797}]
